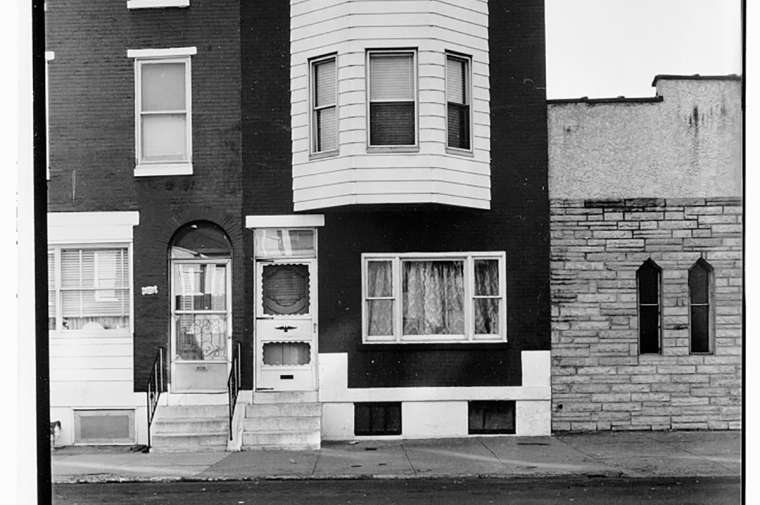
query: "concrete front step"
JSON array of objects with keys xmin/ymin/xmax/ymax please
[
  {"xmin": 242, "ymin": 430, "xmax": 320, "ymax": 449},
  {"xmin": 155, "ymin": 405, "xmax": 229, "ymax": 418},
  {"xmin": 150, "ymin": 433, "xmax": 229, "ymax": 453},
  {"xmin": 252, "ymin": 391, "xmax": 318, "ymax": 404},
  {"xmin": 153, "ymin": 418, "xmax": 229, "ymax": 434},
  {"xmin": 246, "ymin": 402, "xmax": 321, "ymax": 418},
  {"xmin": 243, "ymin": 415, "xmax": 320, "ymax": 432}
]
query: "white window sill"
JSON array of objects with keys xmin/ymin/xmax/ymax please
[
  {"xmin": 127, "ymin": 0, "xmax": 189, "ymax": 9},
  {"xmin": 135, "ymin": 162, "xmax": 193, "ymax": 177}
]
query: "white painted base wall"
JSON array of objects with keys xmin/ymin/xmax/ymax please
[{"xmin": 319, "ymin": 351, "xmax": 552, "ymax": 439}]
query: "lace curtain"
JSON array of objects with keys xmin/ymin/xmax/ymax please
[{"xmin": 403, "ymin": 261, "xmax": 464, "ymax": 335}]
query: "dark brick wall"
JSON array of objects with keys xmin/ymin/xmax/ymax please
[
  {"xmin": 318, "ymin": 0, "xmax": 552, "ymax": 389},
  {"xmin": 45, "ymin": 0, "xmax": 243, "ymax": 390}
]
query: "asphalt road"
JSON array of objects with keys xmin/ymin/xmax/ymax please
[{"xmin": 52, "ymin": 477, "xmax": 741, "ymax": 504}]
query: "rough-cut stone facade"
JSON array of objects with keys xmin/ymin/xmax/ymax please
[{"xmin": 548, "ymin": 76, "xmax": 742, "ymax": 432}]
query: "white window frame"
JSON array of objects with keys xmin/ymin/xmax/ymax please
[
  {"xmin": 127, "ymin": 0, "xmax": 189, "ymax": 9},
  {"xmin": 361, "ymin": 252, "xmax": 507, "ymax": 344},
  {"xmin": 445, "ymin": 52, "xmax": 473, "ymax": 153},
  {"xmin": 310, "ymin": 54, "xmax": 339, "ymax": 157},
  {"xmin": 128, "ymin": 47, "xmax": 196, "ymax": 177},
  {"xmin": 366, "ymin": 49, "xmax": 418, "ymax": 150},
  {"xmin": 48, "ymin": 244, "xmax": 133, "ymax": 333}
]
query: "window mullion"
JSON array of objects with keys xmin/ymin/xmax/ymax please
[
  {"xmin": 394, "ymin": 257, "xmax": 402, "ymax": 343},
  {"xmin": 465, "ymin": 255, "xmax": 473, "ymax": 342},
  {"xmin": 55, "ymin": 248, "xmax": 62, "ymax": 331}
]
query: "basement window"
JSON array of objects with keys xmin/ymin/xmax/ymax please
[
  {"xmin": 354, "ymin": 402, "xmax": 402, "ymax": 436},
  {"xmin": 468, "ymin": 401, "xmax": 515, "ymax": 435},
  {"xmin": 74, "ymin": 410, "xmax": 135, "ymax": 444}
]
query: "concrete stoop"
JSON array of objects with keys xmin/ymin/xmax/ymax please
[
  {"xmin": 242, "ymin": 391, "xmax": 321, "ymax": 451},
  {"xmin": 150, "ymin": 405, "xmax": 229, "ymax": 453}
]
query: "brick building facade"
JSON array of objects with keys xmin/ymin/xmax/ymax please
[{"xmin": 548, "ymin": 76, "xmax": 742, "ymax": 431}]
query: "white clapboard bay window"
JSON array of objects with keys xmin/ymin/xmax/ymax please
[
  {"xmin": 48, "ymin": 247, "xmax": 131, "ymax": 332},
  {"xmin": 128, "ymin": 47, "xmax": 196, "ymax": 176},
  {"xmin": 311, "ymin": 55, "xmax": 338, "ymax": 155},
  {"xmin": 362, "ymin": 253, "xmax": 506, "ymax": 343},
  {"xmin": 446, "ymin": 53, "xmax": 471, "ymax": 151},
  {"xmin": 367, "ymin": 50, "xmax": 417, "ymax": 148}
]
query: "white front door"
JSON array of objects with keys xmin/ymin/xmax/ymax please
[
  {"xmin": 255, "ymin": 259, "xmax": 317, "ymax": 391},
  {"xmin": 171, "ymin": 259, "xmax": 231, "ymax": 392}
]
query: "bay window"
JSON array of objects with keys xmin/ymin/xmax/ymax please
[{"xmin": 362, "ymin": 252, "xmax": 506, "ymax": 343}]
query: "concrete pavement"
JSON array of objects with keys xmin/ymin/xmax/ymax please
[{"xmin": 51, "ymin": 431, "xmax": 742, "ymax": 484}]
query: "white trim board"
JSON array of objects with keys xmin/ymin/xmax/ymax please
[
  {"xmin": 245, "ymin": 214, "xmax": 325, "ymax": 228},
  {"xmin": 127, "ymin": 47, "xmax": 197, "ymax": 59},
  {"xmin": 48, "ymin": 212, "xmax": 140, "ymax": 244}
]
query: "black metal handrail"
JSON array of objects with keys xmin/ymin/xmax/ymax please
[
  {"xmin": 227, "ymin": 342, "xmax": 242, "ymax": 441},
  {"xmin": 146, "ymin": 346, "xmax": 166, "ymax": 450}
]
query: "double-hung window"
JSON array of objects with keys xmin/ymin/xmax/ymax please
[
  {"xmin": 446, "ymin": 53, "xmax": 471, "ymax": 151},
  {"xmin": 129, "ymin": 47, "xmax": 196, "ymax": 176},
  {"xmin": 362, "ymin": 252, "xmax": 506, "ymax": 343},
  {"xmin": 367, "ymin": 50, "xmax": 417, "ymax": 147},
  {"xmin": 48, "ymin": 247, "xmax": 131, "ymax": 332},
  {"xmin": 311, "ymin": 55, "xmax": 338, "ymax": 154}
]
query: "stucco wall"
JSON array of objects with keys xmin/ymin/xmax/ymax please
[{"xmin": 548, "ymin": 77, "xmax": 742, "ymax": 200}]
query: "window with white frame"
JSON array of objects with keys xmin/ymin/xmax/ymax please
[
  {"xmin": 311, "ymin": 55, "xmax": 337, "ymax": 154},
  {"xmin": 362, "ymin": 253, "xmax": 506, "ymax": 343},
  {"xmin": 446, "ymin": 53, "xmax": 471, "ymax": 150},
  {"xmin": 367, "ymin": 50, "xmax": 417, "ymax": 147},
  {"xmin": 129, "ymin": 48, "xmax": 195, "ymax": 176},
  {"xmin": 48, "ymin": 247, "xmax": 131, "ymax": 332}
]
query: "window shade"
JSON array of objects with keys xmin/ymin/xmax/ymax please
[
  {"xmin": 141, "ymin": 63, "xmax": 186, "ymax": 111},
  {"xmin": 370, "ymin": 53, "xmax": 414, "ymax": 101},
  {"xmin": 446, "ymin": 57, "xmax": 466, "ymax": 104},
  {"xmin": 142, "ymin": 115, "xmax": 187, "ymax": 161},
  {"xmin": 315, "ymin": 59, "xmax": 335, "ymax": 108}
]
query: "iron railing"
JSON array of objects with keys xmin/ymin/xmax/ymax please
[
  {"xmin": 227, "ymin": 342, "xmax": 242, "ymax": 440},
  {"xmin": 146, "ymin": 346, "xmax": 166, "ymax": 450}
]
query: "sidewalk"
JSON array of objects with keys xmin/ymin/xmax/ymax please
[{"xmin": 52, "ymin": 431, "xmax": 741, "ymax": 484}]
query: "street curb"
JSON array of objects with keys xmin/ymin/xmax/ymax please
[{"xmin": 51, "ymin": 470, "xmax": 648, "ymax": 484}]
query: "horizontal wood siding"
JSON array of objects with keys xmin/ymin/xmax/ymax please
[
  {"xmin": 49, "ymin": 332, "xmax": 135, "ymax": 407},
  {"xmin": 291, "ymin": 0, "xmax": 490, "ymax": 210}
]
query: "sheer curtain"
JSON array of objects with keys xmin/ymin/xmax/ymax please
[
  {"xmin": 402, "ymin": 261, "xmax": 464, "ymax": 336},
  {"xmin": 367, "ymin": 261, "xmax": 394, "ymax": 336},
  {"xmin": 474, "ymin": 259, "xmax": 500, "ymax": 334}
]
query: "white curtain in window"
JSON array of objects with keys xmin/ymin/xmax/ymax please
[
  {"xmin": 367, "ymin": 261, "xmax": 394, "ymax": 336},
  {"xmin": 402, "ymin": 261, "xmax": 464, "ymax": 335},
  {"xmin": 142, "ymin": 115, "xmax": 187, "ymax": 161},
  {"xmin": 474, "ymin": 259, "xmax": 500, "ymax": 334}
]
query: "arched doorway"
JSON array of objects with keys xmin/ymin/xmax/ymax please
[{"xmin": 169, "ymin": 221, "xmax": 232, "ymax": 392}]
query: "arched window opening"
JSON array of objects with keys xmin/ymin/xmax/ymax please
[
  {"xmin": 170, "ymin": 221, "xmax": 232, "ymax": 259},
  {"xmin": 689, "ymin": 258, "xmax": 713, "ymax": 354},
  {"xmin": 637, "ymin": 259, "xmax": 661, "ymax": 354}
]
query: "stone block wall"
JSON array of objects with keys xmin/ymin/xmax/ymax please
[{"xmin": 550, "ymin": 197, "xmax": 742, "ymax": 431}]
